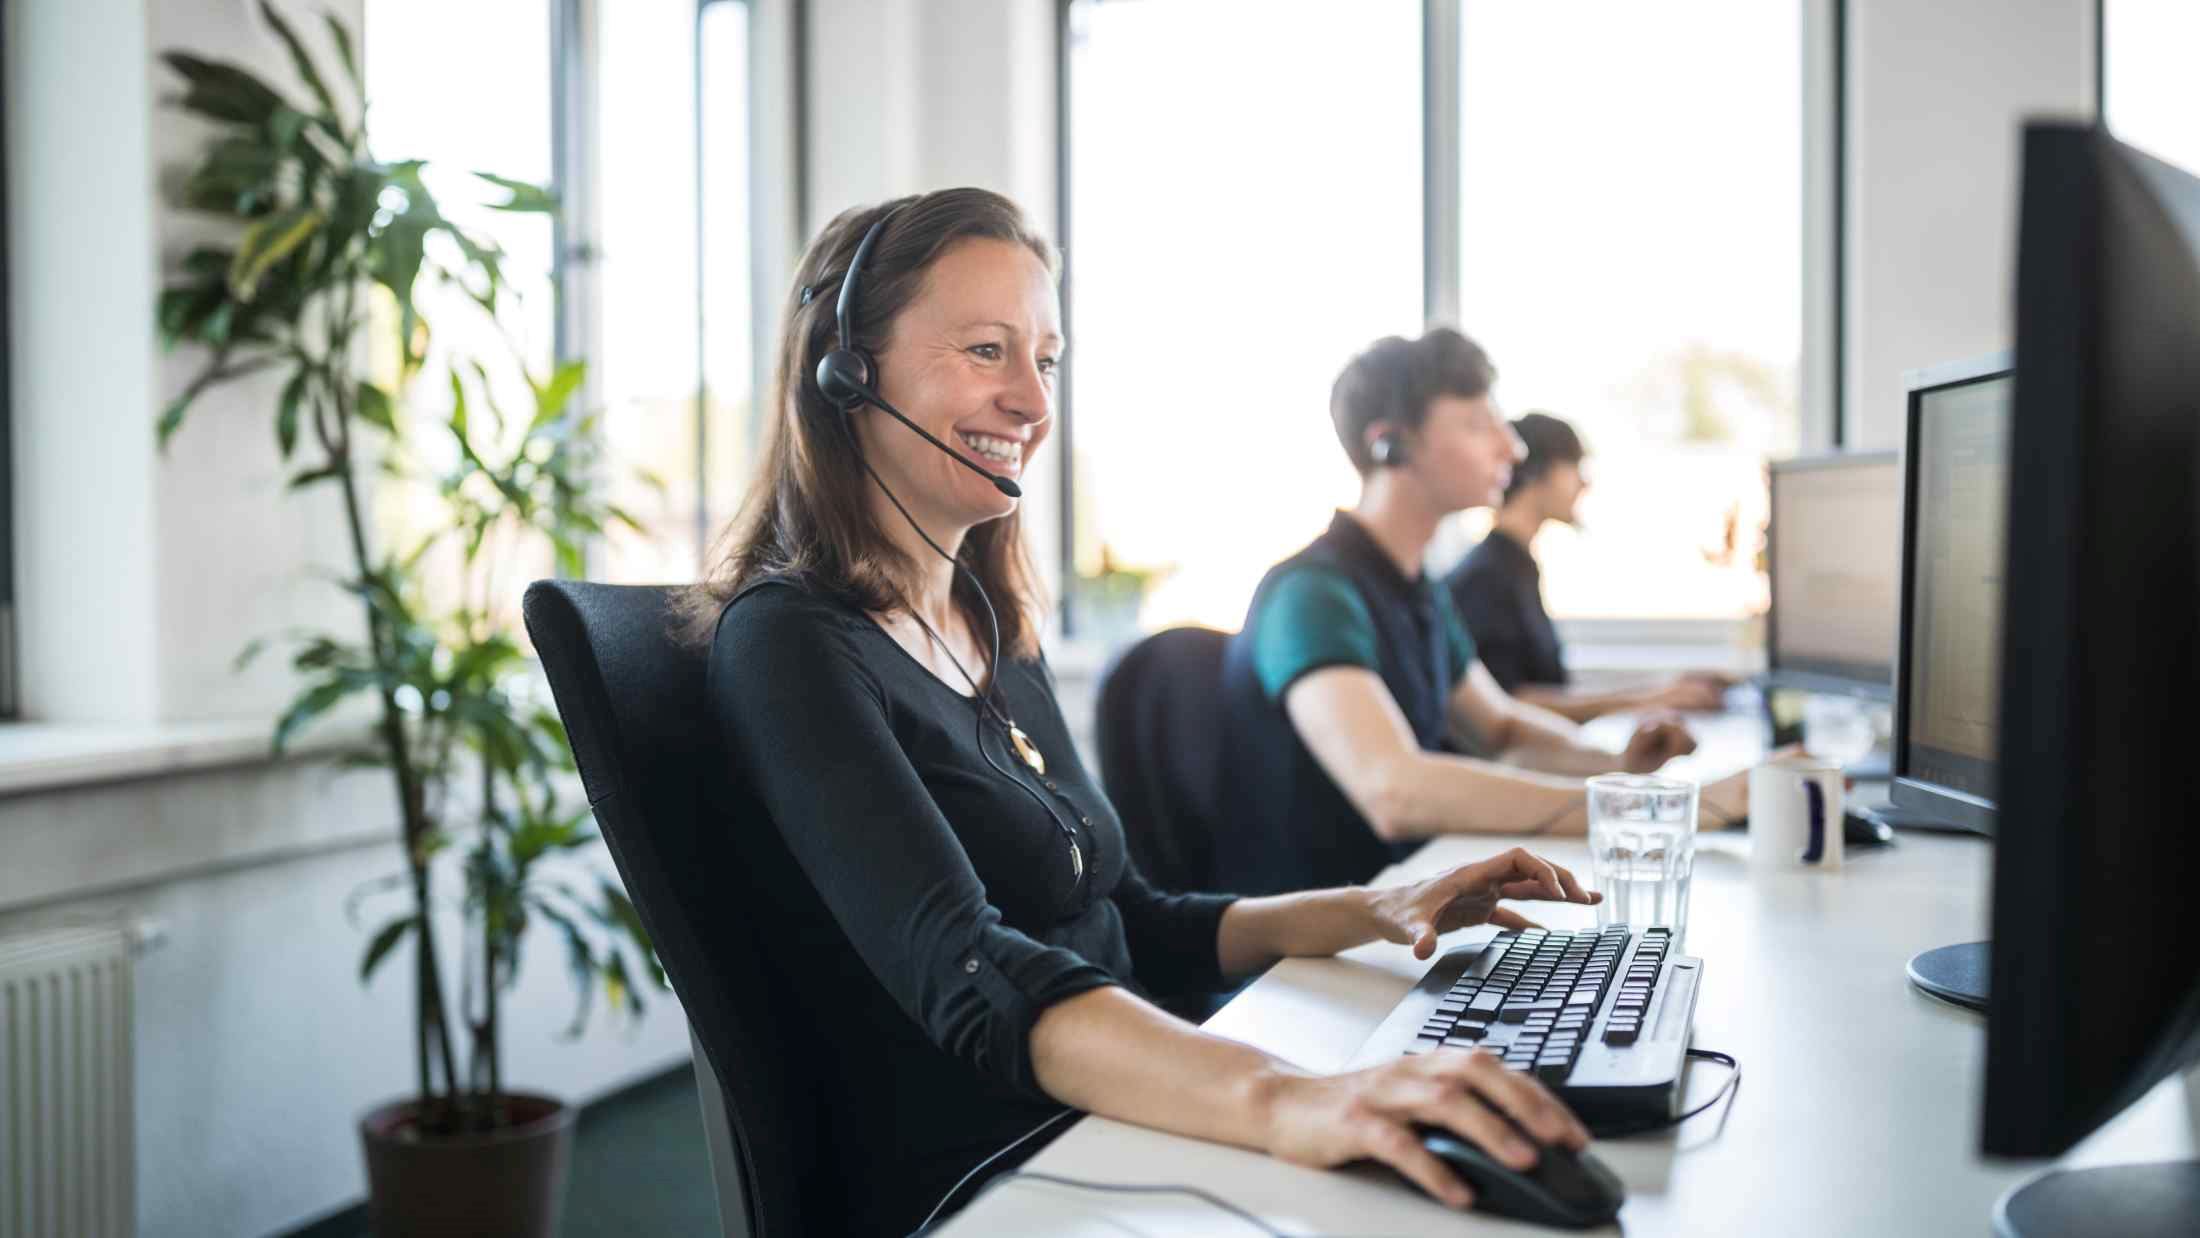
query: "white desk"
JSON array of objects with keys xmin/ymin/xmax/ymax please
[{"xmin": 939, "ymin": 829, "xmax": 2195, "ymax": 1235}]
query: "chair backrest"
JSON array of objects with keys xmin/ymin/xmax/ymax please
[
  {"xmin": 523, "ymin": 581, "xmax": 810, "ymax": 1238},
  {"xmin": 1092, "ymin": 626, "xmax": 1232, "ymax": 893}
]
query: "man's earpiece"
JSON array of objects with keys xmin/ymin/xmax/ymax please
[{"xmin": 1371, "ymin": 428, "xmax": 1410, "ymax": 468}]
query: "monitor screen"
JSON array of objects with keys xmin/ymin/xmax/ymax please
[
  {"xmin": 1899, "ymin": 372, "xmax": 2011, "ymax": 807},
  {"xmin": 1769, "ymin": 455, "xmax": 1900, "ymax": 688}
]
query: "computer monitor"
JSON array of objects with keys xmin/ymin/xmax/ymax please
[
  {"xmin": 1765, "ymin": 452, "xmax": 1900, "ymax": 698},
  {"xmin": 1977, "ymin": 123, "xmax": 2200, "ymax": 1234},
  {"xmin": 1889, "ymin": 357, "xmax": 2012, "ymax": 838}
]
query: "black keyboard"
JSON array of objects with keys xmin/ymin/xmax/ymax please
[{"xmin": 1347, "ymin": 925, "xmax": 1703, "ymax": 1130}]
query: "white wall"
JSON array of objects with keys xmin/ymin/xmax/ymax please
[
  {"xmin": 1842, "ymin": 0, "xmax": 2096, "ymax": 446},
  {"xmin": 7, "ymin": 0, "xmax": 163, "ymax": 723}
]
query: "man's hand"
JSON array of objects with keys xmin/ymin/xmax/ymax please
[{"xmin": 1621, "ymin": 714, "xmax": 1697, "ymax": 772}]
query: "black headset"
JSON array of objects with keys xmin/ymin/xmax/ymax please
[{"xmin": 813, "ymin": 208, "xmax": 894, "ymax": 412}]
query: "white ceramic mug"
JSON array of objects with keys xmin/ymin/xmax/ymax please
[{"xmin": 1748, "ymin": 754, "xmax": 1844, "ymax": 870}]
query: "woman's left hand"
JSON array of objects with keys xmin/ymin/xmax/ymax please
[{"xmin": 1365, "ymin": 847, "xmax": 1601, "ymax": 959}]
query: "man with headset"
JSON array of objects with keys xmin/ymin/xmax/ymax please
[{"xmin": 1212, "ymin": 329, "xmax": 1751, "ymax": 896}]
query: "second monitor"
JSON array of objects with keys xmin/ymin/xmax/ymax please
[{"xmin": 1767, "ymin": 451, "xmax": 1902, "ymax": 699}]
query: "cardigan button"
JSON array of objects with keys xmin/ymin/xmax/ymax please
[{"xmin": 963, "ymin": 958, "xmax": 980, "ymax": 975}]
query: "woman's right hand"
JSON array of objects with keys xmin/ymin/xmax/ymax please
[{"xmin": 1258, "ymin": 1048, "xmax": 1591, "ymax": 1209}]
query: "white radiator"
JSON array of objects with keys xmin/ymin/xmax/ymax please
[{"xmin": 1, "ymin": 926, "xmax": 134, "ymax": 1238}]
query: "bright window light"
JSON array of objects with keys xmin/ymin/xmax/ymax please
[
  {"xmin": 1442, "ymin": 0, "xmax": 1802, "ymax": 621},
  {"xmin": 2105, "ymin": 1, "xmax": 2200, "ymax": 178},
  {"xmin": 1065, "ymin": 0, "xmax": 1424, "ymax": 637}
]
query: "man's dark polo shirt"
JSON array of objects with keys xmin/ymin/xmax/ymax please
[{"xmin": 1214, "ymin": 512, "xmax": 1477, "ymax": 896}]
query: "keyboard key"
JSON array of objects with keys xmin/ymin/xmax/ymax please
[
  {"xmin": 1499, "ymin": 999, "xmax": 1565, "ymax": 1022},
  {"xmin": 1603, "ymin": 1024, "xmax": 1639, "ymax": 1045}
]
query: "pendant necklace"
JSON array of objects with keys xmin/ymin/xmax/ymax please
[{"xmin": 908, "ymin": 611, "xmax": 1084, "ymax": 883}]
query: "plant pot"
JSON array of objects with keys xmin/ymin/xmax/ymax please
[{"xmin": 359, "ymin": 1092, "xmax": 575, "ymax": 1238}]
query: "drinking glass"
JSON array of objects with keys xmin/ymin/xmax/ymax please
[{"xmin": 1585, "ymin": 774, "xmax": 1699, "ymax": 946}]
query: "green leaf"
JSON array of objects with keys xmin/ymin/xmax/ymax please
[
  {"xmin": 321, "ymin": 10, "xmax": 360, "ymax": 87},
  {"xmin": 162, "ymin": 52, "xmax": 287, "ymax": 126},
  {"xmin": 276, "ymin": 367, "xmax": 309, "ymax": 458},
  {"xmin": 358, "ymin": 915, "xmax": 416, "ymax": 982},
  {"xmin": 228, "ymin": 207, "xmax": 323, "ymax": 300},
  {"xmin": 371, "ymin": 215, "xmax": 430, "ymax": 367},
  {"xmin": 273, "ymin": 677, "xmax": 352, "ymax": 752},
  {"xmin": 257, "ymin": 1, "xmax": 342, "ymax": 129},
  {"xmin": 355, "ymin": 381, "xmax": 395, "ymax": 433},
  {"xmin": 529, "ymin": 360, "xmax": 587, "ymax": 430},
  {"xmin": 157, "ymin": 390, "xmax": 196, "ymax": 448},
  {"xmin": 598, "ymin": 881, "xmax": 666, "ymax": 989},
  {"xmin": 473, "ymin": 171, "xmax": 559, "ymax": 214},
  {"xmin": 603, "ymin": 950, "xmax": 640, "ymax": 1016},
  {"xmin": 532, "ymin": 901, "xmax": 599, "ymax": 1038},
  {"xmin": 286, "ymin": 463, "xmax": 343, "ymax": 491},
  {"xmin": 447, "ymin": 368, "xmax": 472, "ymax": 444},
  {"xmin": 530, "ymin": 711, "xmax": 573, "ymax": 764},
  {"xmin": 157, "ymin": 285, "xmax": 226, "ymax": 348},
  {"xmin": 232, "ymin": 638, "xmax": 269, "ymax": 672}
]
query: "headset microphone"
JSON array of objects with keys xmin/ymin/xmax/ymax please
[
  {"xmin": 814, "ymin": 209, "xmax": 1022, "ymax": 499},
  {"xmin": 818, "ymin": 354, "xmax": 1023, "ymax": 498}
]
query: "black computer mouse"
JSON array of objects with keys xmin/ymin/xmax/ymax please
[
  {"xmin": 1732, "ymin": 808, "xmax": 1899, "ymax": 848},
  {"xmin": 1411, "ymin": 1123, "xmax": 1625, "ymax": 1230},
  {"xmin": 1843, "ymin": 807, "xmax": 1897, "ymax": 848}
]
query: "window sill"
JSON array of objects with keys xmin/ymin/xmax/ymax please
[{"xmin": 0, "ymin": 717, "xmax": 363, "ymax": 798}]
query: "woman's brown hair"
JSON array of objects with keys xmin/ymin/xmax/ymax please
[{"xmin": 675, "ymin": 188, "xmax": 1058, "ymax": 655}]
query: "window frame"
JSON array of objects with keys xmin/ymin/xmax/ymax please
[
  {"xmin": 1, "ymin": 0, "xmax": 17, "ymax": 718},
  {"xmin": 1054, "ymin": 0, "xmax": 1842, "ymax": 643}
]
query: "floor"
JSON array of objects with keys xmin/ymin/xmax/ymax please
[{"xmin": 289, "ymin": 1065, "xmax": 721, "ymax": 1237}]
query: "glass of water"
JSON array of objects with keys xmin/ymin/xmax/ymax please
[{"xmin": 1585, "ymin": 774, "xmax": 1699, "ymax": 946}]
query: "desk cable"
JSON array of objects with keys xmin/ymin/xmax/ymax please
[{"xmin": 911, "ymin": 1047, "xmax": 1742, "ymax": 1236}]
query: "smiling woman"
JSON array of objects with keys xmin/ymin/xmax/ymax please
[
  {"xmin": 676, "ymin": 188, "xmax": 1057, "ymax": 663},
  {"xmin": 667, "ymin": 188, "xmax": 1605, "ymax": 1235}
]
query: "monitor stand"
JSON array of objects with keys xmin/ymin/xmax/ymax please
[
  {"xmin": 1906, "ymin": 940, "xmax": 1989, "ymax": 1011},
  {"xmin": 1994, "ymin": 1161, "xmax": 2200, "ymax": 1238}
]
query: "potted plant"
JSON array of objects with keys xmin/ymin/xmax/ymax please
[
  {"xmin": 1071, "ymin": 544, "xmax": 1167, "ymax": 646},
  {"xmin": 155, "ymin": 7, "xmax": 661, "ymax": 1235}
]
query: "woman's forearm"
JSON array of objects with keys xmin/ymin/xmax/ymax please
[
  {"xmin": 1214, "ymin": 886, "xmax": 1383, "ymax": 977},
  {"xmin": 1029, "ymin": 986, "xmax": 1295, "ymax": 1152}
]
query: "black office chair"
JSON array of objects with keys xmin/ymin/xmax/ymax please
[
  {"xmin": 523, "ymin": 581, "xmax": 811, "ymax": 1238},
  {"xmin": 1092, "ymin": 626, "xmax": 1233, "ymax": 895}
]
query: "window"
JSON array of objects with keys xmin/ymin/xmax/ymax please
[
  {"xmin": 366, "ymin": 0, "xmax": 559, "ymax": 613},
  {"xmin": 1434, "ymin": 0, "xmax": 1803, "ymax": 622},
  {"xmin": 597, "ymin": 0, "xmax": 757, "ymax": 584},
  {"xmin": 1062, "ymin": 0, "xmax": 1424, "ymax": 638},
  {"xmin": 2103, "ymin": 1, "xmax": 2200, "ymax": 177},
  {"xmin": 1062, "ymin": 1, "xmax": 1808, "ymax": 639},
  {"xmin": 365, "ymin": 0, "xmax": 760, "ymax": 590},
  {"xmin": 1, "ymin": 0, "xmax": 19, "ymax": 718}
]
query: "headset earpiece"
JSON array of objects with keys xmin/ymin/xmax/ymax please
[
  {"xmin": 1371, "ymin": 428, "xmax": 1410, "ymax": 468},
  {"xmin": 816, "ymin": 346, "xmax": 875, "ymax": 410}
]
